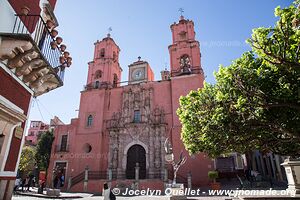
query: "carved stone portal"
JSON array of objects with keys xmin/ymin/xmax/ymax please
[{"xmin": 107, "ymin": 84, "xmax": 166, "ymax": 179}]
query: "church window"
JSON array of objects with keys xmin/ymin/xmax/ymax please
[
  {"xmin": 87, "ymin": 115, "xmax": 93, "ymax": 127},
  {"xmin": 95, "ymin": 70, "xmax": 102, "ymax": 79},
  {"xmin": 83, "ymin": 143, "xmax": 92, "ymax": 153},
  {"xmin": 133, "ymin": 110, "xmax": 141, "ymax": 123},
  {"xmin": 100, "ymin": 48, "xmax": 105, "ymax": 58},
  {"xmin": 95, "ymin": 81, "xmax": 100, "ymax": 89}
]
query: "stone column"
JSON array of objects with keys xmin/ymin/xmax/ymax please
[
  {"xmin": 164, "ymin": 168, "xmax": 168, "ymax": 182},
  {"xmin": 108, "ymin": 168, "xmax": 112, "ymax": 188},
  {"xmin": 135, "ymin": 163, "xmax": 140, "ymax": 181},
  {"xmin": 108, "ymin": 168, "xmax": 112, "ymax": 181},
  {"xmin": 135, "ymin": 163, "xmax": 140, "ymax": 190},
  {"xmin": 160, "ymin": 126, "xmax": 166, "ymax": 177},
  {"xmin": 148, "ymin": 129, "xmax": 154, "ymax": 178},
  {"xmin": 117, "ymin": 132, "xmax": 124, "ymax": 179},
  {"xmin": 187, "ymin": 172, "xmax": 192, "ymax": 189},
  {"xmin": 83, "ymin": 166, "xmax": 89, "ymax": 192},
  {"xmin": 281, "ymin": 158, "xmax": 300, "ymax": 194},
  {"xmin": 154, "ymin": 127, "xmax": 161, "ymax": 166}
]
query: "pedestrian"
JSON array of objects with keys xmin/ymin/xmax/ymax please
[
  {"xmin": 103, "ymin": 183, "xmax": 116, "ymax": 200},
  {"xmin": 53, "ymin": 176, "xmax": 58, "ymax": 188},
  {"xmin": 60, "ymin": 174, "xmax": 65, "ymax": 187},
  {"xmin": 13, "ymin": 177, "xmax": 21, "ymax": 192},
  {"xmin": 21, "ymin": 178, "xmax": 25, "ymax": 192},
  {"xmin": 27, "ymin": 176, "xmax": 33, "ymax": 191}
]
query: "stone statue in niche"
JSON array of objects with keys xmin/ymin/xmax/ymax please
[
  {"xmin": 145, "ymin": 97, "xmax": 150, "ymax": 107},
  {"xmin": 180, "ymin": 56, "xmax": 191, "ymax": 73},
  {"xmin": 124, "ymin": 100, "xmax": 129, "ymax": 109}
]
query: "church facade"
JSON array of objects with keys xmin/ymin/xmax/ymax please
[{"xmin": 48, "ymin": 15, "xmax": 214, "ymax": 192}]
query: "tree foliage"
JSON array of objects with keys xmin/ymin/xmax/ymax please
[
  {"xmin": 177, "ymin": 1, "xmax": 300, "ymax": 158},
  {"xmin": 35, "ymin": 130, "xmax": 54, "ymax": 170},
  {"xmin": 19, "ymin": 146, "xmax": 36, "ymax": 174}
]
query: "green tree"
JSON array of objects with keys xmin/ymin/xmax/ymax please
[
  {"xmin": 18, "ymin": 146, "xmax": 36, "ymax": 175},
  {"xmin": 35, "ymin": 130, "xmax": 54, "ymax": 171},
  {"xmin": 177, "ymin": 1, "xmax": 300, "ymax": 158}
]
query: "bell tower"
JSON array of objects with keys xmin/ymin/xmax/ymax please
[
  {"xmin": 168, "ymin": 15, "xmax": 203, "ymax": 77},
  {"xmin": 86, "ymin": 34, "xmax": 122, "ymax": 89}
]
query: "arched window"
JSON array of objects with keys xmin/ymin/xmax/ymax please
[
  {"xmin": 87, "ymin": 115, "xmax": 93, "ymax": 127},
  {"xmin": 95, "ymin": 70, "xmax": 102, "ymax": 79},
  {"xmin": 100, "ymin": 48, "xmax": 105, "ymax": 58},
  {"xmin": 95, "ymin": 81, "xmax": 100, "ymax": 88}
]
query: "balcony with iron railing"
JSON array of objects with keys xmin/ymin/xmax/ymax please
[{"xmin": 0, "ymin": 14, "xmax": 72, "ymax": 96}]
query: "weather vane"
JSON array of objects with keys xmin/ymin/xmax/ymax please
[{"xmin": 179, "ymin": 8, "xmax": 184, "ymax": 16}]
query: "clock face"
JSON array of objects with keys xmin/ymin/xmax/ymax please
[{"xmin": 132, "ymin": 68, "xmax": 145, "ymax": 80}]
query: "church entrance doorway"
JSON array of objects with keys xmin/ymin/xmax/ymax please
[{"xmin": 126, "ymin": 144, "xmax": 146, "ymax": 179}]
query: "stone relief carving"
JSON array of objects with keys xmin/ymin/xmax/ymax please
[{"xmin": 107, "ymin": 85, "xmax": 167, "ymax": 178}]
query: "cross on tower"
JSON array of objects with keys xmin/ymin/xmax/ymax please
[
  {"xmin": 179, "ymin": 8, "xmax": 184, "ymax": 16},
  {"xmin": 107, "ymin": 27, "xmax": 112, "ymax": 37}
]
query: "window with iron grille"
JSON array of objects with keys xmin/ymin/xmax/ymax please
[{"xmin": 133, "ymin": 110, "xmax": 141, "ymax": 123}]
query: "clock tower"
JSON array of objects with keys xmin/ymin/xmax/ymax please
[
  {"xmin": 168, "ymin": 15, "xmax": 203, "ymax": 77},
  {"xmin": 128, "ymin": 57, "xmax": 154, "ymax": 84}
]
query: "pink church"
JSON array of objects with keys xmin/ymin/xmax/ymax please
[{"xmin": 48, "ymin": 15, "xmax": 214, "ymax": 192}]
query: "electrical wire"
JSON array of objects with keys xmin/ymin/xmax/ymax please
[
  {"xmin": 35, "ymin": 98, "xmax": 45, "ymax": 122},
  {"xmin": 36, "ymin": 98, "xmax": 54, "ymax": 119}
]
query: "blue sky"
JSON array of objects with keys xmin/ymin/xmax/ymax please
[{"xmin": 28, "ymin": 0, "xmax": 293, "ymax": 126}]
